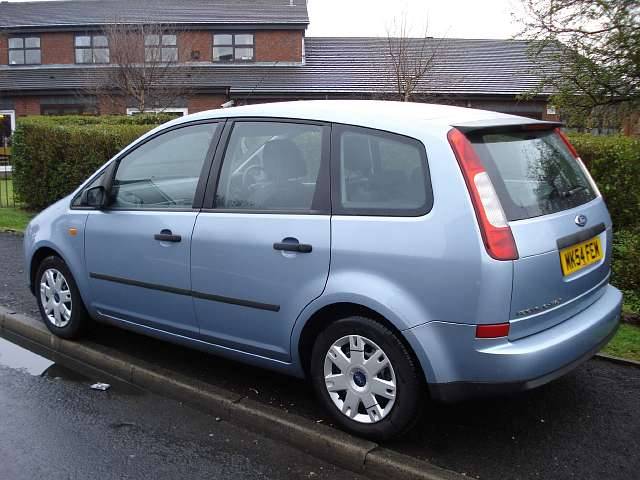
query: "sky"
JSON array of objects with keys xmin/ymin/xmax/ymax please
[
  {"xmin": 6, "ymin": 0, "xmax": 527, "ymax": 40},
  {"xmin": 307, "ymin": 0, "xmax": 526, "ymax": 39}
]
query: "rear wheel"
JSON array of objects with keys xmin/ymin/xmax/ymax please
[
  {"xmin": 35, "ymin": 256, "xmax": 89, "ymax": 339},
  {"xmin": 310, "ymin": 316, "xmax": 423, "ymax": 441}
]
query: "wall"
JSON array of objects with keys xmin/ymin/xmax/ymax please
[
  {"xmin": 97, "ymin": 95, "xmax": 126, "ymax": 115},
  {"xmin": 1, "ymin": 29, "xmax": 304, "ymax": 65},
  {"xmin": 187, "ymin": 94, "xmax": 228, "ymax": 113},
  {"xmin": 0, "ymin": 35, "xmax": 7, "ymax": 64},
  {"xmin": 13, "ymin": 97, "xmax": 40, "ymax": 116},
  {"xmin": 180, "ymin": 31, "xmax": 213, "ymax": 62},
  {"xmin": 255, "ymin": 30, "xmax": 303, "ymax": 62},
  {"xmin": 41, "ymin": 32, "xmax": 75, "ymax": 64}
]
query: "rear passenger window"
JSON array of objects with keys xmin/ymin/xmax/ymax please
[
  {"xmin": 334, "ymin": 126, "xmax": 431, "ymax": 216},
  {"xmin": 215, "ymin": 122, "xmax": 328, "ymax": 211}
]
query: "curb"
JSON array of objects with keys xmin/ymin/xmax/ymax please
[
  {"xmin": 595, "ymin": 352, "xmax": 640, "ymax": 368},
  {"xmin": 0, "ymin": 305, "xmax": 462, "ymax": 480}
]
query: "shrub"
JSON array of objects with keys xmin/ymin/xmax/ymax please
[
  {"xmin": 12, "ymin": 116, "xmax": 167, "ymax": 210},
  {"xmin": 23, "ymin": 113, "xmax": 178, "ymax": 126},
  {"xmin": 612, "ymin": 228, "xmax": 640, "ymax": 300},
  {"xmin": 568, "ymin": 134, "xmax": 640, "ymax": 230}
]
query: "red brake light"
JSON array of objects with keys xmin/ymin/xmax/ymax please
[
  {"xmin": 554, "ymin": 127, "xmax": 579, "ymax": 158},
  {"xmin": 447, "ymin": 128, "xmax": 519, "ymax": 261},
  {"xmin": 476, "ymin": 323, "xmax": 510, "ymax": 338}
]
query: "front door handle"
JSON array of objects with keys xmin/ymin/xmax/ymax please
[
  {"xmin": 154, "ymin": 229, "xmax": 182, "ymax": 243},
  {"xmin": 273, "ymin": 242, "xmax": 312, "ymax": 253}
]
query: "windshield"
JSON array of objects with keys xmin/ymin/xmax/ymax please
[{"xmin": 469, "ymin": 130, "xmax": 596, "ymax": 221}]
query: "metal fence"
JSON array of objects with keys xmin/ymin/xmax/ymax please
[{"xmin": 0, "ymin": 152, "xmax": 16, "ymax": 208}]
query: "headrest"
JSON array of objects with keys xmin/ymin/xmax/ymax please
[
  {"xmin": 262, "ymin": 139, "xmax": 307, "ymax": 181},
  {"xmin": 342, "ymin": 134, "xmax": 372, "ymax": 175}
]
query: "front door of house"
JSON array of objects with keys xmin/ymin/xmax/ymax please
[{"xmin": 0, "ymin": 110, "xmax": 15, "ymax": 157}]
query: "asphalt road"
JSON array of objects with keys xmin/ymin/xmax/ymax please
[
  {"xmin": 0, "ymin": 335, "xmax": 364, "ymax": 480},
  {"xmin": 2, "ymin": 232, "xmax": 639, "ymax": 480}
]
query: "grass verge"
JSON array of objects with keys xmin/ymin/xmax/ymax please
[
  {"xmin": 0, "ymin": 178, "xmax": 16, "ymax": 208},
  {"xmin": 604, "ymin": 323, "xmax": 640, "ymax": 362},
  {"xmin": 0, "ymin": 207, "xmax": 34, "ymax": 232}
]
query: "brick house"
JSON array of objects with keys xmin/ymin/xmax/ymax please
[{"xmin": 0, "ymin": 0, "xmax": 560, "ymax": 140}]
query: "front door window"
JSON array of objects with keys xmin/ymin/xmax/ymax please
[{"xmin": 111, "ymin": 123, "xmax": 219, "ymax": 210}]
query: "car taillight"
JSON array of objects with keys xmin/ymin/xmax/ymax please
[
  {"xmin": 447, "ymin": 128, "xmax": 519, "ymax": 261},
  {"xmin": 476, "ymin": 323, "xmax": 510, "ymax": 338},
  {"xmin": 555, "ymin": 128, "xmax": 602, "ymax": 197}
]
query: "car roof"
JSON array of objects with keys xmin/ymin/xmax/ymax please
[{"xmin": 175, "ymin": 100, "xmax": 548, "ymax": 131}]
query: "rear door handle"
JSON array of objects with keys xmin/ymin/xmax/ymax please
[
  {"xmin": 273, "ymin": 242, "xmax": 313, "ymax": 253},
  {"xmin": 154, "ymin": 229, "xmax": 182, "ymax": 243}
]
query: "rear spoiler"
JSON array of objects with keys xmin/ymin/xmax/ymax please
[{"xmin": 451, "ymin": 118, "xmax": 562, "ymax": 134}]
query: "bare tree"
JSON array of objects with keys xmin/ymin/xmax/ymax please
[
  {"xmin": 386, "ymin": 14, "xmax": 441, "ymax": 102},
  {"xmin": 94, "ymin": 21, "xmax": 194, "ymax": 113}
]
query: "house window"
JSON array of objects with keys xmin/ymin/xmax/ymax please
[
  {"xmin": 40, "ymin": 104, "xmax": 97, "ymax": 116},
  {"xmin": 8, "ymin": 37, "xmax": 41, "ymax": 65},
  {"xmin": 75, "ymin": 34, "xmax": 109, "ymax": 64},
  {"xmin": 144, "ymin": 34, "xmax": 178, "ymax": 62},
  {"xmin": 213, "ymin": 33, "xmax": 254, "ymax": 62}
]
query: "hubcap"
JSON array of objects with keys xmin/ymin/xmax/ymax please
[
  {"xmin": 323, "ymin": 335, "xmax": 397, "ymax": 424},
  {"xmin": 39, "ymin": 268, "xmax": 73, "ymax": 328}
]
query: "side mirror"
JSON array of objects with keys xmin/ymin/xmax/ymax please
[{"xmin": 81, "ymin": 186, "xmax": 107, "ymax": 209}]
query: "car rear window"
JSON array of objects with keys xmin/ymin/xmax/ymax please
[{"xmin": 469, "ymin": 130, "xmax": 596, "ymax": 221}]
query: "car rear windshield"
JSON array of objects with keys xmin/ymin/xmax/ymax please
[{"xmin": 468, "ymin": 129, "xmax": 596, "ymax": 221}]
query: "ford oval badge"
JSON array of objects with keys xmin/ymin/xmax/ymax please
[{"xmin": 575, "ymin": 214, "xmax": 588, "ymax": 227}]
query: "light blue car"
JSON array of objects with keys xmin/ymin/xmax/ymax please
[{"xmin": 24, "ymin": 101, "xmax": 622, "ymax": 440}]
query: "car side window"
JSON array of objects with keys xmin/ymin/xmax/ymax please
[
  {"xmin": 215, "ymin": 121, "xmax": 327, "ymax": 211},
  {"xmin": 110, "ymin": 123, "xmax": 218, "ymax": 210},
  {"xmin": 334, "ymin": 125, "xmax": 432, "ymax": 216}
]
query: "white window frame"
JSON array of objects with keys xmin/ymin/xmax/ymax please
[
  {"xmin": 144, "ymin": 33, "xmax": 178, "ymax": 63},
  {"xmin": 8, "ymin": 36, "xmax": 41, "ymax": 65},
  {"xmin": 0, "ymin": 110, "xmax": 16, "ymax": 133},
  {"xmin": 126, "ymin": 107, "xmax": 189, "ymax": 116}
]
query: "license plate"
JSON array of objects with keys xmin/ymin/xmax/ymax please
[{"xmin": 559, "ymin": 236, "xmax": 603, "ymax": 276}]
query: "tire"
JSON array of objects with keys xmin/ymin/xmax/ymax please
[
  {"xmin": 35, "ymin": 255, "xmax": 90, "ymax": 339},
  {"xmin": 310, "ymin": 316, "xmax": 423, "ymax": 441}
]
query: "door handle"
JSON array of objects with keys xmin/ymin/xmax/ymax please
[
  {"xmin": 154, "ymin": 229, "xmax": 182, "ymax": 243},
  {"xmin": 273, "ymin": 242, "xmax": 312, "ymax": 253}
]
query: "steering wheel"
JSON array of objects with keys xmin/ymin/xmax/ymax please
[{"xmin": 242, "ymin": 165, "xmax": 266, "ymax": 189}]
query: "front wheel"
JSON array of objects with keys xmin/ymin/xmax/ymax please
[
  {"xmin": 35, "ymin": 256, "xmax": 90, "ymax": 339},
  {"xmin": 310, "ymin": 316, "xmax": 424, "ymax": 441}
]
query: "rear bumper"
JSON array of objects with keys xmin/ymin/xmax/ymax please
[{"xmin": 404, "ymin": 284, "xmax": 622, "ymax": 402}]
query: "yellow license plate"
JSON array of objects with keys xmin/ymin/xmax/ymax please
[{"xmin": 559, "ymin": 236, "xmax": 603, "ymax": 276}]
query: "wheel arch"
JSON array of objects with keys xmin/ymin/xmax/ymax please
[
  {"xmin": 29, "ymin": 245, "xmax": 65, "ymax": 294},
  {"xmin": 296, "ymin": 301, "xmax": 427, "ymax": 384}
]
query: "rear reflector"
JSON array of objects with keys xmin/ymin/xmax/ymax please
[
  {"xmin": 447, "ymin": 128, "xmax": 519, "ymax": 261},
  {"xmin": 476, "ymin": 323, "xmax": 510, "ymax": 338}
]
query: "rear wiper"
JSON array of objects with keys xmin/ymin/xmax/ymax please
[{"xmin": 560, "ymin": 185, "xmax": 588, "ymax": 198}]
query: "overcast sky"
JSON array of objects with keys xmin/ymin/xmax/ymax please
[
  {"xmin": 307, "ymin": 0, "xmax": 525, "ymax": 39},
  {"xmin": 6, "ymin": 0, "xmax": 526, "ymax": 39}
]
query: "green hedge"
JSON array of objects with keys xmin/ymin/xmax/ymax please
[
  {"xmin": 568, "ymin": 134, "xmax": 640, "ymax": 230},
  {"xmin": 612, "ymin": 228, "xmax": 640, "ymax": 312},
  {"xmin": 23, "ymin": 114, "xmax": 178, "ymax": 126},
  {"xmin": 12, "ymin": 116, "xmax": 168, "ymax": 209}
]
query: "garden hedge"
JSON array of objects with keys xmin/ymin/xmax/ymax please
[
  {"xmin": 568, "ymin": 133, "xmax": 640, "ymax": 230},
  {"xmin": 12, "ymin": 115, "xmax": 171, "ymax": 209},
  {"xmin": 612, "ymin": 228, "xmax": 640, "ymax": 312}
]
